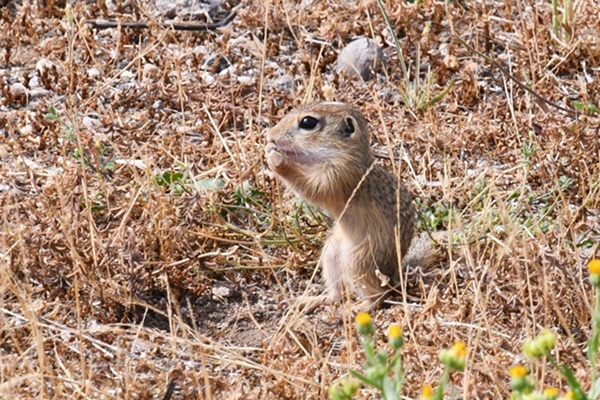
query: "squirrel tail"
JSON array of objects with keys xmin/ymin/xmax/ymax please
[{"xmin": 402, "ymin": 231, "xmax": 448, "ymax": 271}]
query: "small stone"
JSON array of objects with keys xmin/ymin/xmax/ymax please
[
  {"xmin": 273, "ymin": 75, "xmax": 294, "ymax": 93},
  {"xmin": 143, "ymin": 63, "xmax": 161, "ymax": 80},
  {"xmin": 336, "ymin": 37, "xmax": 387, "ymax": 81},
  {"xmin": 212, "ymin": 285, "xmax": 231, "ymax": 298},
  {"xmin": 121, "ymin": 70, "xmax": 135, "ymax": 79},
  {"xmin": 9, "ymin": 83, "xmax": 27, "ymax": 98},
  {"xmin": 36, "ymin": 58, "xmax": 55, "ymax": 75},
  {"xmin": 201, "ymin": 71, "xmax": 216, "ymax": 85},
  {"xmin": 20, "ymin": 125, "xmax": 33, "ymax": 135},
  {"xmin": 29, "ymin": 76, "xmax": 41, "ymax": 89},
  {"xmin": 29, "ymin": 88, "xmax": 52, "ymax": 98},
  {"xmin": 82, "ymin": 116, "xmax": 103, "ymax": 130},
  {"xmin": 87, "ymin": 68, "xmax": 101, "ymax": 78},
  {"xmin": 237, "ymin": 75, "xmax": 254, "ymax": 85}
]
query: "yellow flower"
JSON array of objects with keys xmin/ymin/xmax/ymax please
[
  {"xmin": 355, "ymin": 312, "xmax": 371, "ymax": 326},
  {"xmin": 589, "ymin": 259, "xmax": 600, "ymax": 275},
  {"xmin": 542, "ymin": 387, "xmax": 559, "ymax": 399},
  {"xmin": 355, "ymin": 312, "xmax": 373, "ymax": 336},
  {"xmin": 563, "ymin": 391, "xmax": 574, "ymax": 400},
  {"xmin": 388, "ymin": 324, "xmax": 402, "ymax": 339},
  {"xmin": 388, "ymin": 324, "xmax": 404, "ymax": 349},
  {"xmin": 439, "ymin": 341, "xmax": 467, "ymax": 371},
  {"xmin": 509, "ymin": 365, "xmax": 527, "ymax": 378},
  {"xmin": 588, "ymin": 259, "xmax": 600, "ymax": 287},
  {"xmin": 450, "ymin": 341, "xmax": 467, "ymax": 357},
  {"xmin": 510, "ymin": 364, "xmax": 533, "ymax": 393},
  {"xmin": 421, "ymin": 385, "xmax": 434, "ymax": 399}
]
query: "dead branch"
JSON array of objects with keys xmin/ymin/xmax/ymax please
[{"xmin": 85, "ymin": 7, "xmax": 238, "ymax": 31}]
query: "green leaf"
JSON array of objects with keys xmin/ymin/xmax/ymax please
[
  {"xmin": 349, "ymin": 370, "xmax": 379, "ymax": 389},
  {"xmin": 102, "ymin": 161, "xmax": 115, "ymax": 172},
  {"xmin": 559, "ymin": 364, "xmax": 588, "ymax": 400},
  {"xmin": 163, "ymin": 172, "xmax": 183, "ymax": 184},
  {"xmin": 422, "ymin": 79, "xmax": 455, "ymax": 109},
  {"xmin": 90, "ymin": 202, "xmax": 104, "ymax": 213},
  {"xmin": 45, "ymin": 106, "xmax": 60, "ymax": 121},
  {"xmin": 571, "ymin": 101, "xmax": 600, "ymax": 115},
  {"xmin": 155, "ymin": 171, "xmax": 185, "ymax": 186},
  {"xmin": 195, "ymin": 178, "xmax": 225, "ymax": 191},
  {"xmin": 590, "ymin": 378, "xmax": 600, "ymax": 399},
  {"xmin": 382, "ymin": 376, "xmax": 397, "ymax": 400}
]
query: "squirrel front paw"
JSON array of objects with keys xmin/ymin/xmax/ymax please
[{"xmin": 265, "ymin": 142, "xmax": 288, "ymax": 170}]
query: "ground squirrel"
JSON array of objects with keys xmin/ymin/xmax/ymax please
[{"xmin": 265, "ymin": 102, "xmax": 439, "ymax": 310}]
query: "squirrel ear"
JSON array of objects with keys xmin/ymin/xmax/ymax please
[{"xmin": 342, "ymin": 116, "xmax": 355, "ymax": 138}]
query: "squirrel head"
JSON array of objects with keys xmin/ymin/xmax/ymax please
[
  {"xmin": 266, "ymin": 102, "xmax": 373, "ymax": 169},
  {"xmin": 265, "ymin": 102, "xmax": 375, "ymax": 213}
]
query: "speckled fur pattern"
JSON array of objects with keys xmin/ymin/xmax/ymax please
[{"xmin": 265, "ymin": 102, "xmax": 417, "ymax": 304}]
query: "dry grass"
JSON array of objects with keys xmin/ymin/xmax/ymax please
[{"xmin": 0, "ymin": 0, "xmax": 599, "ymax": 398}]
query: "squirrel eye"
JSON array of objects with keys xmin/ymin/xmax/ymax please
[{"xmin": 299, "ymin": 116, "xmax": 319, "ymax": 130}]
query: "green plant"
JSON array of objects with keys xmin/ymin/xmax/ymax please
[
  {"xmin": 520, "ymin": 134, "xmax": 540, "ymax": 165},
  {"xmin": 45, "ymin": 105, "xmax": 75, "ymax": 141},
  {"xmin": 415, "ymin": 199, "xmax": 452, "ymax": 232},
  {"xmin": 155, "ymin": 170, "xmax": 187, "ymax": 195},
  {"xmin": 510, "ymin": 259, "xmax": 600, "ymax": 400},
  {"xmin": 329, "ymin": 313, "xmax": 467, "ymax": 400},
  {"xmin": 231, "ymin": 180, "xmax": 266, "ymax": 208},
  {"xmin": 571, "ymin": 101, "xmax": 600, "ymax": 116},
  {"xmin": 376, "ymin": 0, "xmax": 454, "ymax": 110},
  {"xmin": 552, "ymin": 0, "xmax": 573, "ymax": 44},
  {"xmin": 194, "ymin": 177, "xmax": 225, "ymax": 191},
  {"xmin": 46, "ymin": 107, "xmax": 114, "ymax": 174}
]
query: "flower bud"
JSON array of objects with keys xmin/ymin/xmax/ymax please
[
  {"xmin": 509, "ymin": 365, "xmax": 533, "ymax": 393},
  {"xmin": 355, "ymin": 312, "xmax": 374, "ymax": 336},
  {"xmin": 388, "ymin": 324, "xmax": 404, "ymax": 350},
  {"xmin": 439, "ymin": 341, "xmax": 467, "ymax": 371},
  {"xmin": 588, "ymin": 259, "xmax": 600, "ymax": 287}
]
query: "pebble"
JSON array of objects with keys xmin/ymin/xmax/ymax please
[
  {"xmin": 87, "ymin": 68, "xmax": 101, "ymax": 78},
  {"xmin": 143, "ymin": 63, "xmax": 161, "ymax": 80},
  {"xmin": 336, "ymin": 37, "xmax": 387, "ymax": 81},
  {"xmin": 82, "ymin": 116, "xmax": 103, "ymax": 130},
  {"xmin": 9, "ymin": 83, "xmax": 27, "ymax": 97},
  {"xmin": 273, "ymin": 75, "xmax": 294, "ymax": 93},
  {"xmin": 36, "ymin": 58, "xmax": 56, "ymax": 75}
]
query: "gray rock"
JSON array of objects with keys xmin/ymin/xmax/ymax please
[
  {"xmin": 273, "ymin": 75, "xmax": 294, "ymax": 93},
  {"xmin": 36, "ymin": 58, "xmax": 56, "ymax": 75},
  {"xmin": 87, "ymin": 68, "xmax": 101, "ymax": 78},
  {"xmin": 9, "ymin": 83, "xmax": 27, "ymax": 98},
  {"xmin": 335, "ymin": 37, "xmax": 387, "ymax": 81}
]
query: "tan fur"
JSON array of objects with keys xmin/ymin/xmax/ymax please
[{"xmin": 265, "ymin": 102, "xmax": 438, "ymax": 308}]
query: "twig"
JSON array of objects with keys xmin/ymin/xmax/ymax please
[
  {"xmin": 86, "ymin": 7, "xmax": 238, "ymax": 31},
  {"xmin": 454, "ymin": 35, "xmax": 581, "ymax": 118},
  {"xmin": 162, "ymin": 380, "xmax": 177, "ymax": 400}
]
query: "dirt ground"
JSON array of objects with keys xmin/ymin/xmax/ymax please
[{"xmin": 0, "ymin": 0, "xmax": 599, "ymax": 399}]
